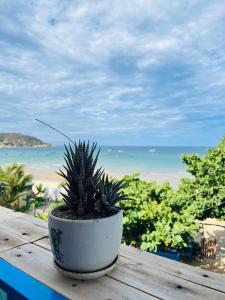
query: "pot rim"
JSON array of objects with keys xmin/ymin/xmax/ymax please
[{"xmin": 49, "ymin": 204, "xmax": 122, "ymax": 223}]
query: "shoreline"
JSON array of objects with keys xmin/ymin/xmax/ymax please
[
  {"xmin": 28, "ymin": 168, "xmax": 190, "ymax": 190},
  {"xmin": 0, "ymin": 145, "xmax": 51, "ymax": 148}
]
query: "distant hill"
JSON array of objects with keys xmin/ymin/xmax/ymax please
[{"xmin": 0, "ymin": 133, "xmax": 51, "ymax": 148}]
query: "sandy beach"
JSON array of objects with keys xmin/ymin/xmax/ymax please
[{"xmin": 27, "ymin": 167, "xmax": 189, "ymax": 192}]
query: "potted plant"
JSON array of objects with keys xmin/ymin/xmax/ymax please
[{"xmin": 47, "ymin": 139, "xmax": 128, "ymax": 277}]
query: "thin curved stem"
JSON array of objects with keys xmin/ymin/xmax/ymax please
[{"xmin": 35, "ymin": 119, "xmax": 75, "ymax": 144}]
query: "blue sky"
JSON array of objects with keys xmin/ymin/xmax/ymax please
[{"xmin": 0, "ymin": 0, "xmax": 225, "ymax": 146}]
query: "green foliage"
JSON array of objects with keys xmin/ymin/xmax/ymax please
[
  {"xmin": 178, "ymin": 135, "xmax": 225, "ymax": 219},
  {"xmin": 32, "ymin": 184, "xmax": 47, "ymax": 207},
  {"xmin": 0, "ymin": 165, "xmax": 49, "ymax": 212},
  {"xmin": 37, "ymin": 200, "xmax": 64, "ymax": 221},
  {"xmin": 0, "ymin": 163, "xmax": 33, "ymax": 209},
  {"xmin": 120, "ymin": 135, "xmax": 224, "ymax": 252},
  {"xmin": 58, "ymin": 141, "xmax": 128, "ymax": 217},
  {"xmin": 19, "ymin": 183, "xmax": 47, "ymax": 212},
  {"xmin": 120, "ymin": 174, "xmax": 200, "ymax": 252}
]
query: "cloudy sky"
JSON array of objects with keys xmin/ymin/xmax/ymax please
[{"xmin": 0, "ymin": 0, "xmax": 225, "ymax": 146}]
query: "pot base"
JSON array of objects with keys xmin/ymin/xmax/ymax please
[{"xmin": 53, "ymin": 256, "xmax": 118, "ymax": 280}]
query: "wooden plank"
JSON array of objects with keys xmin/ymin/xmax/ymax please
[
  {"xmin": 0, "ymin": 216, "xmax": 48, "ymax": 242},
  {"xmin": 35, "ymin": 237, "xmax": 225, "ymax": 299},
  {"xmin": 0, "ymin": 206, "xmax": 13, "ymax": 215},
  {"xmin": 1, "ymin": 244, "xmax": 155, "ymax": 300},
  {"xmin": 120, "ymin": 245, "xmax": 225, "ymax": 294},
  {"xmin": 35, "ymin": 235, "xmax": 225, "ymax": 292},
  {"xmin": 2, "ymin": 207, "xmax": 225, "ymax": 299},
  {"xmin": 34, "ymin": 236, "xmax": 51, "ymax": 250},
  {"xmin": 9, "ymin": 212, "xmax": 48, "ymax": 229},
  {"xmin": 0, "ymin": 227, "xmax": 27, "ymax": 253},
  {"xmin": 0, "ymin": 207, "xmax": 48, "ymax": 229},
  {"xmin": 107, "ymin": 255, "xmax": 225, "ymax": 300}
]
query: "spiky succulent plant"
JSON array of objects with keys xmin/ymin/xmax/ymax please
[{"xmin": 57, "ymin": 141, "xmax": 128, "ymax": 217}]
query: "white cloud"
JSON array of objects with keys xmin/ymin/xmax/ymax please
[{"xmin": 0, "ymin": 0, "xmax": 224, "ymax": 145}]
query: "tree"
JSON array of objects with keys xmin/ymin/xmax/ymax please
[
  {"xmin": 0, "ymin": 163, "xmax": 33, "ymax": 209},
  {"xmin": 178, "ymin": 135, "xmax": 225, "ymax": 219},
  {"xmin": 120, "ymin": 174, "xmax": 200, "ymax": 252}
]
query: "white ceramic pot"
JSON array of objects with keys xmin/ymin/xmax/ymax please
[{"xmin": 48, "ymin": 205, "xmax": 123, "ymax": 272}]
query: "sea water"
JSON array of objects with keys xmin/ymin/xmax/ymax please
[{"xmin": 0, "ymin": 146, "xmax": 207, "ymax": 179}]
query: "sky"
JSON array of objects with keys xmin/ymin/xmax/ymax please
[{"xmin": 0, "ymin": 0, "xmax": 225, "ymax": 146}]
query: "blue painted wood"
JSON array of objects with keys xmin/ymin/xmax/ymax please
[
  {"xmin": 155, "ymin": 250, "xmax": 179, "ymax": 261},
  {"xmin": 154, "ymin": 245, "xmax": 193, "ymax": 263},
  {"xmin": 0, "ymin": 259, "xmax": 67, "ymax": 300}
]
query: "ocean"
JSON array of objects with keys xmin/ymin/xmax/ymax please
[{"xmin": 0, "ymin": 146, "xmax": 207, "ymax": 185}]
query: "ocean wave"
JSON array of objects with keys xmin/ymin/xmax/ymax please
[{"xmin": 148, "ymin": 149, "xmax": 156, "ymax": 153}]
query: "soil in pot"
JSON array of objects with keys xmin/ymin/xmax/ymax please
[{"xmin": 52, "ymin": 205, "xmax": 118, "ymax": 220}]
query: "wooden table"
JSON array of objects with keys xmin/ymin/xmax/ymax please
[{"xmin": 0, "ymin": 206, "xmax": 225, "ymax": 300}]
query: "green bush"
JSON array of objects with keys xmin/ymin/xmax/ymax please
[
  {"xmin": 178, "ymin": 135, "xmax": 225, "ymax": 219},
  {"xmin": 36, "ymin": 200, "xmax": 64, "ymax": 221},
  {"xmin": 120, "ymin": 135, "xmax": 224, "ymax": 252},
  {"xmin": 0, "ymin": 163, "xmax": 33, "ymax": 209},
  {"xmin": 0, "ymin": 165, "xmax": 49, "ymax": 212},
  {"xmin": 120, "ymin": 174, "xmax": 200, "ymax": 252}
]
